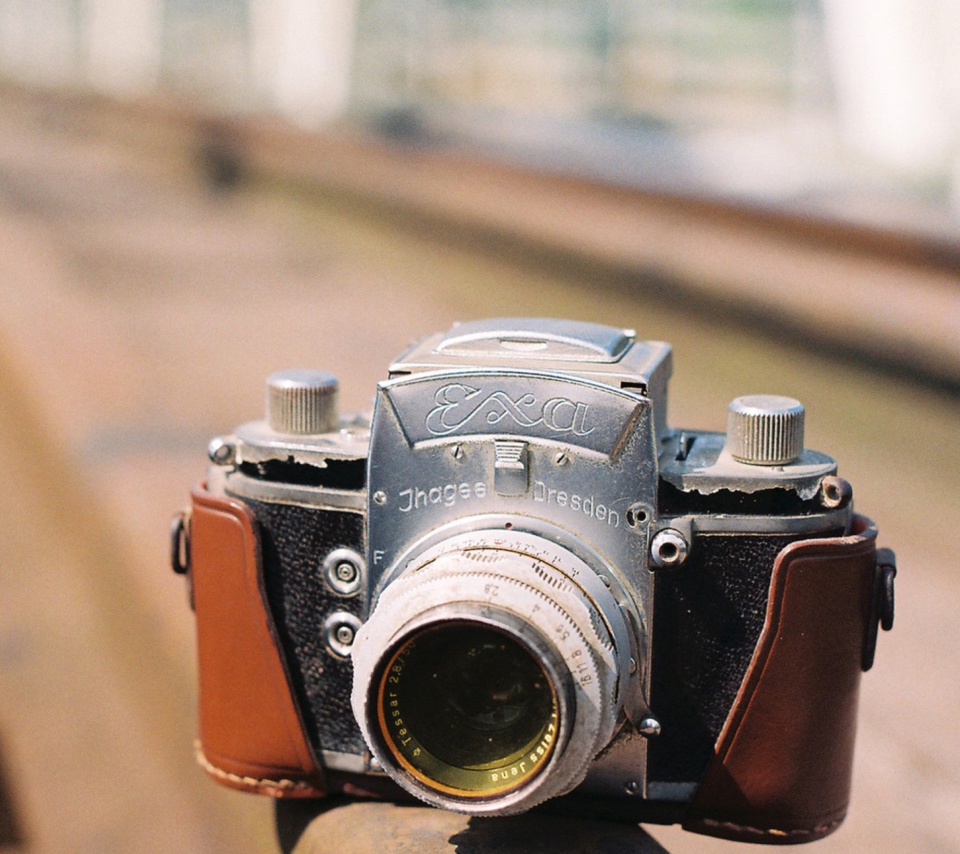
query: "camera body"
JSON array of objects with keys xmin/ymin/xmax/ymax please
[{"xmin": 175, "ymin": 319, "xmax": 894, "ymax": 844}]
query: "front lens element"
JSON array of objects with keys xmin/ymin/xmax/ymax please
[{"xmin": 376, "ymin": 623, "xmax": 558, "ymax": 798}]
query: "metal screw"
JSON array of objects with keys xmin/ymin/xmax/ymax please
[
  {"xmin": 626, "ymin": 504, "xmax": 649, "ymax": 527},
  {"xmin": 207, "ymin": 437, "xmax": 236, "ymax": 465},
  {"xmin": 639, "ymin": 717, "xmax": 661, "ymax": 737},
  {"xmin": 629, "ymin": 657, "xmax": 637, "ymax": 674},
  {"xmin": 450, "ymin": 444, "xmax": 465, "ymax": 460},
  {"xmin": 335, "ymin": 562, "xmax": 358, "ymax": 584},
  {"xmin": 624, "ymin": 781, "xmax": 640, "ymax": 795},
  {"xmin": 373, "ymin": 490, "xmax": 387, "ymax": 505},
  {"xmin": 335, "ymin": 624, "xmax": 355, "ymax": 646},
  {"xmin": 554, "ymin": 452, "xmax": 570, "ymax": 466}
]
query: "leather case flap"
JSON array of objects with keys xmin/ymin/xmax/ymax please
[
  {"xmin": 684, "ymin": 515, "xmax": 878, "ymax": 844},
  {"xmin": 191, "ymin": 485, "xmax": 325, "ymax": 797}
]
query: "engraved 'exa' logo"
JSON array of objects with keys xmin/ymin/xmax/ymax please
[{"xmin": 425, "ymin": 383, "xmax": 595, "ymax": 437}]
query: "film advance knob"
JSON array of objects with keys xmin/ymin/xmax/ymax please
[
  {"xmin": 267, "ymin": 370, "xmax": 339, "ymax": 434},
  {"xmin": 726, "ymin": 395, "xmax": 805, "ymax": 465}
]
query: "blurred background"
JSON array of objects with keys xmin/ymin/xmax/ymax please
[{"xmin": 0, "ymin": 1, "xmax": 957, "ymax": 852}]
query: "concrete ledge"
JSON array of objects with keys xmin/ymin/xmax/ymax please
[{"xmin": 276, "ymin": 800, "xmax": 668, "ymax": 854}]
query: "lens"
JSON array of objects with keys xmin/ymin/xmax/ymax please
[
  {"xmin": 350, "ymin": 530, "xmax": 627, "ymax": 814},
  {"xmin": 376, "ymin": 622, "xmax": 558, "ymax": 797}
]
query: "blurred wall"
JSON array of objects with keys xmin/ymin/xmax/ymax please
[
  {"xmin": 822, "ymin": 0, "xmax": 960, "ymax": 181},
  {"xmin": 0, "ymin": 0, "xmax": 957, "ymax": 212},
  {"xmin": 0, "ymin": 0, "xmax": 357, "ymax": 119}
]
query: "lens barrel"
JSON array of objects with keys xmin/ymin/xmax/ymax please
[{"xmin": 350, "ymin": 532, "xmax": 623, "ymax": 815}]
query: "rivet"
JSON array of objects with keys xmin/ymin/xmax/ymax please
[
  {"xmin": 324, "ymin": 611, "xmax": 362, "ymax": 658},
  {"xmin": 207, "ymin": 437, "xmax": 236, "ymax": 465},
  {"xmin": 639, "ymin": 717, "xmax": 661, "ymax": 737},
  {"xmin": 323, "ymin": 549, "xmax": 364, "ymax": 596}
]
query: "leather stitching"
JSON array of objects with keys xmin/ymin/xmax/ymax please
[
  {"xmin": 195, "ymin": 743, "xmax": 320, "ymax": 794},
  {"xmin": 694, "ymin": 816, "xmax": 845, "ymax": 839}
]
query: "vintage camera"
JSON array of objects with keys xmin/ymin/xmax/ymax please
[{"xmin": 173, "ymin": 318, "xmax": 895, "ymax": 844}]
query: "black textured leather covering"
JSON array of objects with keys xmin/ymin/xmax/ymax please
[
  {"xmin": 241, "ymin": 497, "xmax": 367, "ymax": 759},
  {"xmin": 648, "ymin": 533, "xmax": 799, "ymax": 783}
]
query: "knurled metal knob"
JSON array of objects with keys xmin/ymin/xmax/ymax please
[
  {"xmin": 726, "ymin": 395, "xmax": 805, "ymax": 465},
  {"xmin": 267, "ymin": 370, "xmax": 339, "ymax": 434}
]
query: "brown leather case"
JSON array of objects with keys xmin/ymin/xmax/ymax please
[
  {"xmin": 190, "ymin": 485, "xmax": 325, "ymax": 797},
  {"xmin": 683, "ymin": 515, "xmax": 879, "ymax": 844}
]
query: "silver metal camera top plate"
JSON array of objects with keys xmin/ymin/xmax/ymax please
[
  {"xmin": 391, "ymin": 321, "xmax": 673, "ymax": 441},
  {"xmin": 391, "ymin": 321, "xmax": 671, "ymax": 411},
  {"xmin": 215, "ymin": 466, "xmax": 366, "ymax": 512},
  {"xmin": 429, "ymin": 318, "xmax": 635, "ymax": 362},
  {"xmin": 390, "ymin": 339, "xmax": 672, "ymax": 389},
  {"xmin": 230, "ymin": 414, "xmax": 370, "ymax": 467},
  {"xmin": 659, "ymin": 431, "xmax": 837, "ymax": 498}
]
